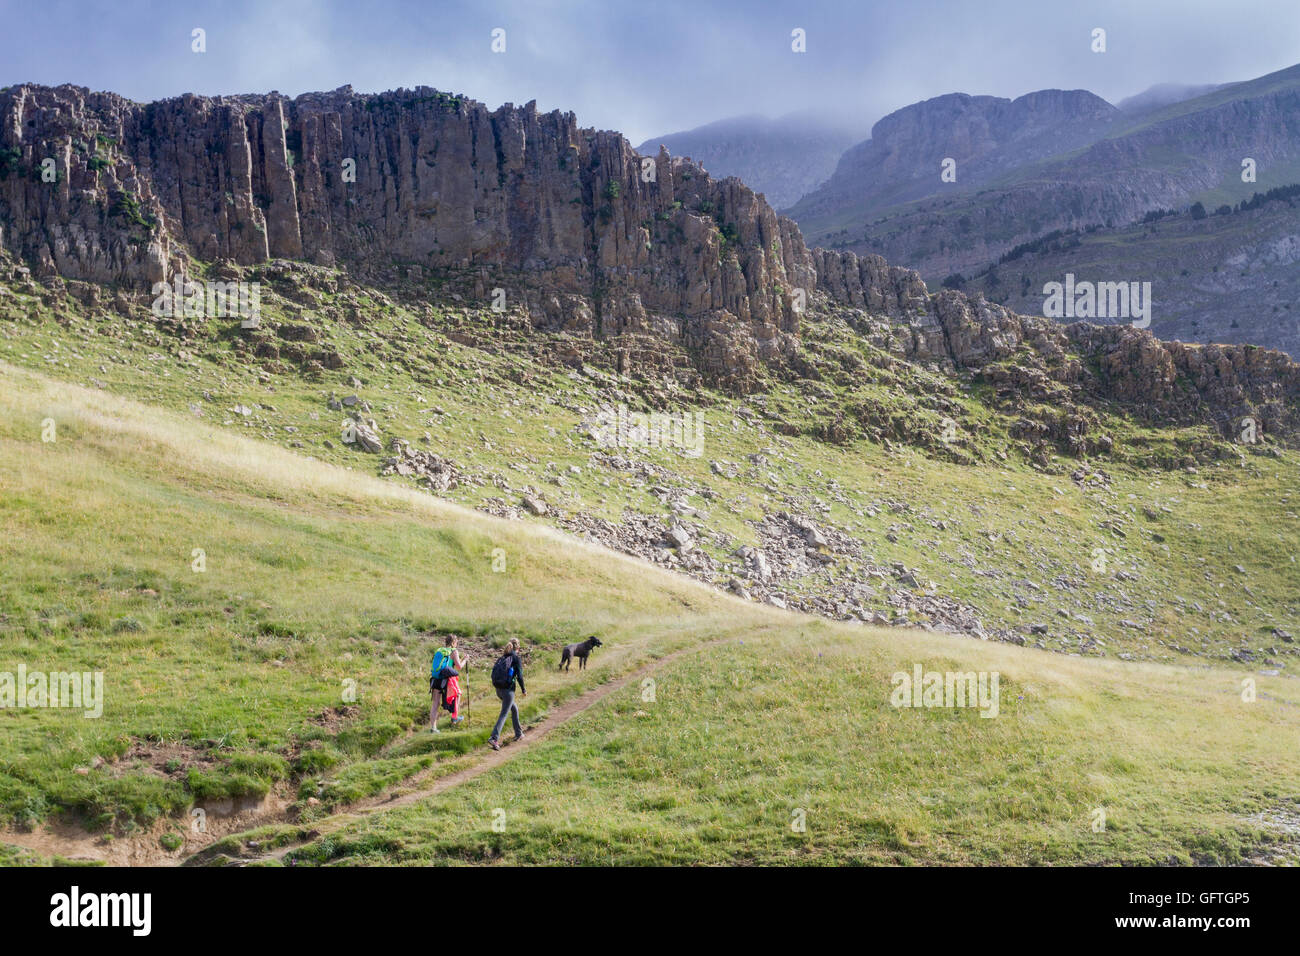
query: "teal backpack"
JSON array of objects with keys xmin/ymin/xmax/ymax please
[{"xmin": 431, "ymin": 647, "xmax": 454, "ymax": 679}]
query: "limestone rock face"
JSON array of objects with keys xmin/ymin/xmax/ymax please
[
  {"xmin": 0, "ymin": 84, "xmax": 811, "ymax": 388},
  {"xmin": 812, "ymin": 249, "xmax": 931, "ymax": 319},
  {"xmin": 2, "ymin": 83, "xmax": 1298, "ymax": 435},
  {"xmin": 0, "ymin": 86, "xmax": 173, "ymax": 285},
  {"xmin": 1069, "ymin": 325, "xmax": 1300, "ymax": 436}
]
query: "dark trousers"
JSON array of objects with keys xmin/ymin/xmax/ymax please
[{"xmin": 491, "ymin": 686, "xmax": 522, "ymax": 741}]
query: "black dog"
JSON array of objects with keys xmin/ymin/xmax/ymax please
[{"xmin": 560, "ymin": 636, "xmax": 603, "ymax": 671}]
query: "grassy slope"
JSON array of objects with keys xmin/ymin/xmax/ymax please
[
  {"xmin": 2, "ymin": 271, "xmax": 1296, "ymax": 671},
  {"xmin": 290, "ymin": 630, "xmax": 1300, "ymax": 866},
  {"xmin": 1, "ymin": 365, "xmax": 1298, "ymax": 866},
  {"xmin": 0, "ymin": 362, "xmax": 770, "ymax": 834}
]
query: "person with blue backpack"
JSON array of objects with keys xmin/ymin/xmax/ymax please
[
  {"xmin": 488, "ymin": 638, "xmax": 527, "ymax": 751},
  {"xmin": 429, "ymin": 635, "xmax": 466, "ymax": 733}
]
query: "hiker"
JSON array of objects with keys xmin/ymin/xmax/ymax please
[
  {"xmin": 488, "ymin": 638, "xmax": 527, "ymax": 751},
  {"xmin": 430, "ymin": 635, "xmax": 467, "ymax": 733}
]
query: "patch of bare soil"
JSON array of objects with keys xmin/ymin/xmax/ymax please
[
  {"xmin": 308, "ymin": 705, "xmax": 361, "ymax": 733},
  {"xmin": 1, "ymin": 732, "xmax": 302, "ymax": 866},
  {"xmin": 1, "ymin": 785, "xmax": 295, "ymax": 867},
  {"xmin": 101, "ymin": 738, "xmax": 219, "ymax": 780}
]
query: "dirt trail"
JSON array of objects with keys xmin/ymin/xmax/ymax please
[
  {"xmin": 225, "ymin": 641, "xmax": 720, "ymax": 866},
  {"xmin": 1, "ymin": 641, "xmax": 720, "ymax": 868}
]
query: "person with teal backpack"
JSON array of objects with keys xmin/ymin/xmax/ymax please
[{"xmin": 429, "ymin": 635, "xmax": 466, "ymax": 733}]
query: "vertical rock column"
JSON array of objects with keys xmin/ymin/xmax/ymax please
[
  {"xmin": 260, "ymin": 97, "xmax": 303, "ymax": 259},
  {"xmin": 222, "ymin": 104, "xmax": 268, "ymax": 264}
]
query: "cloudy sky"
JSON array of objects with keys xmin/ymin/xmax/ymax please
[{"xmin": 1, "ymin": 0, "xmax": 1296, "ymax": 143}]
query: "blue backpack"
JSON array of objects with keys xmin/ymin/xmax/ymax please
[{"xmin": 431, "ymin": 647, "xmax": 454, "ymax": 679}]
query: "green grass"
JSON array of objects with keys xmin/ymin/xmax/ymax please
[
  {"xmin": 1, "ymin": 258, "xmax": 1298, "ymax": 864},
  {"xmin": 1, "ymin": 265, "xmax": 1295, "ymax": 670},
  {"xmin": 0, "ymin": 361, "xmax": 790, "ymax": 837},
  {"xmin": 289, "ymin": 627, "xmax": 1300, "ymax": 866},
  {"xmin": 0, "ymin": 363, "xmax": 1296, "ymax": 865}
]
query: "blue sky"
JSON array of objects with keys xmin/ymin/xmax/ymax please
[{"xmin": 1, "ymin": 0, "xmax": 1296, "ymax": 142}]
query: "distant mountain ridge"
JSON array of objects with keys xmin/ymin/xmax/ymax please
[
  {"xmin": 783, "ymin": 63, "xmax": 1300, "ymax": 355},
  {"xmin": 789, "ymin": 88, "xmax": 1119, "ymax": 223},
  {"xmin": 961, "ymin": 185, "xmax": 1300, "ymax": 356}
]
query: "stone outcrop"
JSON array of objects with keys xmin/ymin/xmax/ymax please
[
  {"xmin": 0, "ymin": 83, "xmax": 811, "ymax": 388},
  {"xmin": 812, "ymin": 249, "xmax": 932, "ymax": 319},
  {"xmin": 1, "ymin": 83, "xmax": 1297, "ymax": 438},
  {"xmin": 816, "ymin": 256, "xmax": 1300, "ymax": 439}
]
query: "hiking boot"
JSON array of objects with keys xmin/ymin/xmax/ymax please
[{"xmin": 489, "ymin": 738, "xmax": 501, "ymax": 751}]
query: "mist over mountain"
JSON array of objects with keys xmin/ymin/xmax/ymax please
[
  {"xmin": 1117, "ymin": 81, "xmax": 1232, "ymax": 114},
  {"xmin": 637, "ymin": 112, "xmax": 864, "ymax": 211},
  {"xmin": 788, "ymin": 88, "xmax": 1120, "ymax": 220}
]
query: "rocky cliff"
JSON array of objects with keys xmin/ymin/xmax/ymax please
[
  {"xmin": 0, "ymin": 83, "xmax": 815, "ymax": 387},
  {"xmin": 1, "ymin": 82, "xmax": 1298, "ymax": 441},
  {"xmin": 811, "ymin": 247, "xmax": 1300, "ymax": 441}
]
